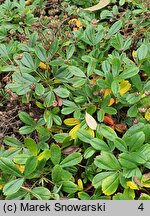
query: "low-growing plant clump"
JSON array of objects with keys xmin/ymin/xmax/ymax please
[{"xmin": 0, "ymin": 0, "xmax": 150, "ymax": 200}]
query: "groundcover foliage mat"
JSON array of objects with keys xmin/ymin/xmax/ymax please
[{"xmin": 0, "ymin": 0, "xmax": 150, "ymax": 200}]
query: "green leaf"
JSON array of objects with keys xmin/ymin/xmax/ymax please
[
  {"xmin": 24, "ymin": 156, "xmax": 38, "ymax": 177},
  {"xmin": 19, "ymin": 126, "xmax": 35, "ymax": 135},
  {"xmin": 3, "ymin": 178, "xmax": 25, "ymax": 196},
  {"xmin": 97, "ymin": 79, "xmax": 110, "ymax": 89},
  {"xmin": 104, "ymin": 107, "xmax": 117, "ymax": 115},
  {"xmin": 99, "ymin": 125, "xmax": 117, "ymax": 141},
  {"xmin": 35, "ymin": 83, "xmax": 45, "ymax": 96},
  {"xmin": 20, "ymin": 52, "xmax": 35, "ymax": 70},
  {"xmin": 54, "ymin": 86, "xmax": 70, "ymax": 98},
  {"xmin": 61, "ymin": 181, "xmax": 78, "ymax": 194},
  {"xmin": 137, "ymin": 44, "xmax": 148, "ymax": 60},
  {"xmin": 53, "ymin": 115, "xmax": 62, "ymax": 125},
  {"xmin": 114, "ymin": 137, "xmax": 127, "ymax": 152},
  {"xmin": 119, "ymin": 152, "xmax": 146, "ymax": 169},
  {"xmin": 113, "ymin": 193, "xmax": 133, "ymax": 200},
  {"xmin": 13, "ymin": 154, "xmax": 31, "ymax": 164},
  {"xmin": 78, "ymin": 192, "xmax": 90, "ymax": 200},
  {"xmin": 44, "ymin": 110, "xmax": 53, "ymax": 128},
  {"xmin": 108, "ymin": 20, "xmax": 122, "ymax": 37},
  {"xmin": 111, "ymin": 57, "xmax": 121, "ymax": 77},
  {"xmin": 111, "ymin": 80, "xmax": 120, "ymax": 95},
  {"xmin": 50, "ymin": 58, "xmax": 64, "ymax": 66},
  {"xmin": 61, "ymin": 107, "xmax": 76, "ymax": 115},
  {"xmin": 124, "ymin": 131, "xmax": 145, "ymax": 152},
  {"xmin": 3, "ymin": 137, "xmax": 22, "ymax": 147},
  {"xmin": 44, "ymin": 91, "xmax": 55, "ymax": 107},
  {"xmin": 102, "ymin": 172, "xmax": 119, "ymax": 195},
  {"xmin": 50, "ymin": 38, "xmax": 58, "ymax": 54},
  {"xmin": 60, "ymin": 152, "xmax": 82, "ymax": 168},
  {"xmin": 126, "ymin": 93, "xmax": 141, "ymax": 104},
  {"xmin": 67, "ymin": 44, "xmax": 75, "ymax": 59},
  {"xmin": 52, "ymin": 165, "xmax": 63, "ymax": 183},
  {"xmin": 119, "ymin": 66, "xmax": 139, "ymax": 80},
  {"xmin": 139, "ymin": 194, "xmax": 150, "ymax": 200},
  {"xmin": 123, "ymin": 167, "xmax": 142, "ymax": 179},
  {"xmin": 84, "ymin": 147, "xmax": 95, "ymax": 159},
  {"xmin": 92, "ymin": 171, "xmax": 115, "ymax": 188},
  {"xmin": 127, "ymin": 105, "xmax": 138, "ymax": 117},
  {"xmin": 0, "ymin": 157, "xmax": 23, "ymax": 177},
  {"xmin": 6, "ymin": 189, "xmax": 27, "ymax": 200},
  {"xmin": 94, "ymin": 151, "xmax": 121, "ymax": 170},
  {"xmin": 0, "ymin": 44, "xmax": 9, "ymax": 57},
  {"xmin": 50, "ymin": 144, "xmax": 61, "ymax": 165},
  {"xmin": 31, "ymin": 187, "xmax": 51, "ymax": 200},
  {"xmin": 97, "ymin": 109, "xmax": 105, "ymax": 122},
  {"xmin": 19, "ymin": 112, "xmax": 35, "ymax": 126},
  {"xmin": 90, "ymin": 138, "xmax": 110, "ymax": 151},
  {"xmin": 53, "ymin": 133, "xmax": 69, "ymax": 143},
  {"xmin": 35, "ymin": 45, "xmax": 47, "ymax": 62},
  {"xmin": 82, "ymin": 26, "xmax": 95, "ymax": 45},
  {"xmin": 68, "ymin": 66, "xmax": 86, "ymax": 77},
  {"xmin": 77, "ymin": 128, "xmax": 93, "ymax": 143},
  {"xmin": 131, "ymin": 74, "xmax": 143, "ymax": 91},
  {"xmin": 24, "ymin": 138, "xmax": 38, "ymax": 156}
]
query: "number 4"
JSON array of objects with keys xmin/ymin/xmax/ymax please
[{"xmin": 138, "ymin": 203, "xmax": 144, "ymax": 211}]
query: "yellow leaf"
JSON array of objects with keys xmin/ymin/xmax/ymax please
[
  {"xmin": 25, "ymin": 0, "xmax": 32, "ymax": 6},
  {"xmin": 85, "ymin": 112, "xmax": 97, "ymax": 130},
  {"xmin": 38, "ymin": 150, "xmax": 51, "ymax": 161},
  {"xmin": 68, "ymin": 18, "xmax": 82, "ymax": 30},
  {"xmin": 119, "ymin": 80, "xmax": 131, "ymax": 96},
  {"xmin": 142, "ymin": 182, "xmax": 150, "ymax": 188},
  {"xmin": 69, "ymin": 124, "xmax": 81, "ymax": 139},
  {"xmin": 39, "ymin": 62, "xmax": 49, "ymax": 70},
  {"xmin": 145, "ymin": 108, "xmax": 150, "ymax": 121},
  {"xmin": 104, "ymin": 89, "xmax": 112, "ymax": 97},
  {"xmin": 0, "ymin": 184, "xmax": 4, "ymax": 190},
  {"xmin": 77, "ymin": 179, "xmax": 83, "ymax": 191},
  {"xmin": 85, "ymin": 127, "xmax": 95, "ymax": 137},
  {"xmin": 64, "ymin": 118, "xmax": 80, "ymax": 126},
  {"xmin": 126, "ymin": 181, "xmax": 139, "ymax": 190},
  {"xmin": 132, "ymin": 50, "xmax": 137, "ymax": 62},
  {"xmin": 16, "ymin": 164, "xmax": 25, "ymax": 174},
  {"xmin": 8, "ymin": 147, "xmax": 17, "ymax": 151},
  {"xmin": 84, "ymin": 0, "xmax": 110, "ymax": 11}
]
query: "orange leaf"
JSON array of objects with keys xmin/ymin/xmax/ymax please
[
  {"xmin": 108, "ymin": 98, "xmax": 115, "ymax": 106},
  {"xmin": 39, "ymin": 62, "xmax": 49, "ymax": 70},
  {"xmin": 25, "ymin": 0, "xmax": 32, "ymax": 6},
  {"xmin": 104, "ymin": 115, "xmax": 114, "ymax": 125}
]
